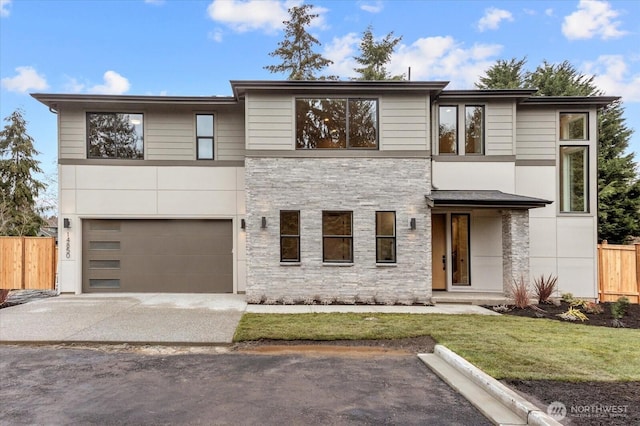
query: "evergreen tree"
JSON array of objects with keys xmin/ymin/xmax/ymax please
[
  {"xmin": 353, "ymin": 25, "xmax": 403, "ymax": 80},
  {"xmin": 477, "ymin": 59, "xmax": 640, "ymax": 243},
  {"xmin": 0, "ymin": 109, "xmax": 46, "ymax": 236},
  {"xmin": 264, "ymin": 4, "xmax": 333, "ymax": 80}
]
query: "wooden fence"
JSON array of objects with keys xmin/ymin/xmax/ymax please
[
  {"xmin": 0, "ymin": 237, "xmax": 57, "ymax": 290},
  {"xmin": 598, "ymin": 242, "xmax": 640, "ymax": 303}
]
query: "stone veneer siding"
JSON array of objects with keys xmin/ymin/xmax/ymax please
[
  {"xmin": 245, "ymin": 157, "xmax": 432, "ymax": 305},
  {"xmin": 501, "ymin": 209, "xmax": 530, "ymax": 295}
]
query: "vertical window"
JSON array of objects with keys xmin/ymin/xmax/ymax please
[
  {"xmin": 438, "ymin": 106, "xmax": 457, "ymax": 154},
  {"xmin": 87, "ymin": 113, "xmax": 144, "ymax": 159},
  {"xmin": 322, "ymin": 211, "xmax": 353, "ymax": 263},
  {"xmin": 465, "ymin": 105, "xmax": 484, "ymax": 154},
  {"xmin": 560, "ymin": 146, "xmax": 589, "ymax": 213},
  {"xmin": 451, "ymin": 214, "xmax": 470, "ymax": 286},
  {"xmin": 560, "ymin": 113, "xmax": 588, "ymax": 140},
  {"xmin": 376, "ymin": 211, "xmax": 396, "ymax": 263},
  {"xmin": 280, "ymin": 211, "xmax": 300, "ymax": 262},
  {"xmin": 196, "ymin": 114, "xmax": 214, "ymax": 159}
]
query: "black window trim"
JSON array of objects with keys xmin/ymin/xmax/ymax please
[
  {"xmin": 196, "ymin": 113, "xmax": 215, "ymax": 160},
  {"xmin": 559, "ymin": 144, "xmax": 590, "ymax": 214},
  {"xmin": 322, "ymin": 210, "xmax": 354, "ymax": 263},
  {"xmin": 375, "ymin": 210, "xmax": 397, "ymax": 264},
  {"xmin": 86, "ymin": 112, "xmax": 144, "ymax": 160},
  {"xmin": 280, "ymin": 210, "xmax": 301, "ymax": 262}
]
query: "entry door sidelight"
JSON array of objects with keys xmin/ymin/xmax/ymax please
[
  {"xmin": 431, "ymin": 214, "xmax": 447, "ymax": 290},
  {"xmin": 451, "ymin": 214, "xmax": 470, "ymax": 285}
]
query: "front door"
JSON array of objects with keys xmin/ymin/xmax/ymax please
[{"xmin": 431, "ymin": 214, "xmax": 447, "ymax": 290}]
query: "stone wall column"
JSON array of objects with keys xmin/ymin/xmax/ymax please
[{"xmin": 502, "ymin": 209, "xmax": 530, "ymax": 296}]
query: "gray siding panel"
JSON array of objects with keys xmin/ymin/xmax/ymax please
[
  {"xmin": 246, "ymin": 94, "xmax": 293, "ymax": 150},
  {"xmin": 59, "ymin": 109, "xmax": 86, "ymax": 159},
  {"xmin": 485, "ymin": 102, "xmax": 514, "ymax": 156},
  {"xmin": 380, "ymin": 95, "xmax": 429, "ymax": 150},
  {"xmin": 516, "ymin": 108, "xmax": 556, "ymax": 160}
]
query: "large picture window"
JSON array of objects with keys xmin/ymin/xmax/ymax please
[
  {"xmin": 196, "ymin": 114, "xmax": 214, "ymax": 160},
  {"xmin": 322, "ymin": 211, "xmax": 353, "ymax": 262},
  {"xmin": 376, "ymin": 211, "xmax": 396, "ymax": 263},
  {"xmin": 87, "ymin": 113, "xmax": 144, "ymax": 159},
  {"xmin": 280, "ymin": 211, "xmax": 300, "ymax": 262},
  {"xmin": 560, "ymin": 146, "xmax": 589, "ymax": 213},
  {"xmin": 296, "ymin": 98, "xmax": 378, "ymax": 149},
  {"xmin": 560, "ymin": 113, "xmax": 588, "ymax": 140}
]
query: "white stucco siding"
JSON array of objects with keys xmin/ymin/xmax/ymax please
[
  {"xmin": 432, "ymin": 161, "xmax": 515, "ymax": 192},
  {"xmin": 516, "ymin": 108, "xmax": 556, "ymax": 160},
  {"xmin": 485, "ymin": 102, "xmax": 514, "ymax": 156},
  {"xmin": 245, "ymin": 93, "xmax": 293, "ymax": 150},
  {"xmin": 56, "ymin": 164, "xmax": 247, "ymax": 294},
  {"xmin": 380, "ymin": 95, "xmax": 429, "ymax": 150},
  {"xmin": 469, "ymin": 211, "xmax": 503, "ymax": 292}
]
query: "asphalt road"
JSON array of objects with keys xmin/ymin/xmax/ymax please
[{"xmin": 0, "ymin": 345, "xmax": 490, "ymax": 425}]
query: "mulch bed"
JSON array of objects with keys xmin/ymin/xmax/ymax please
[{"xmin": 491, "ymin": 301, "xmax": 640, "ymax": 329}]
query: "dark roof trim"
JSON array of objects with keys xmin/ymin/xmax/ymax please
[
  {"xmin": 31, "ymin": 93, "xmax": 238, "ymax": 109},
  {"xmin": 521, "ymin": 96, "xmax": 619, "ymax": 107},
  {"xmin": 427, "ymin": 190, "xmax": 552, "ymax": 209},
  {"xmin": 230, "ymin": 80, "xmax": 450, "ymax": 99},
  {"xmin": 438, "ymin": 89, "xmax": 537, "ymax": 102}
]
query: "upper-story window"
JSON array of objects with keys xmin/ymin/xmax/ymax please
[
  {"xmin": 438, "ymin": 105, "xmax": 484, "ymax": 155},
  {"xmin": 87, "ymin": 113, "xmax": 144, "ymax": 159},
  {"xmin": 296, "ymin": 98, "xmax": 378, "ymax": 149},
  {"xmin": 560, "ymin": 112, "xmax": 588, "ymax": 140},
  {"xmin": 196, "ymin": 114, "xmax": 214, "ymax": 160}
]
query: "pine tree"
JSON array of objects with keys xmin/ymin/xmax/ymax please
[
  {"xmin": 353, "ymin": 25, "xmax": 403, "ymax": 80},
  {"xmin": 264, "ymin": 5, "xmax": 333, "ymax": 80},
  {"xmin": 477, "ymin": 59, "xmax": 640, "ymax": 243},
  {"xmin": 0, "ymin": 109, "xmax": 46, "ymax": 236}
]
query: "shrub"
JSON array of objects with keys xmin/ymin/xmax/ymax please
[
  {"xmin": 561, "ymin": 292, "xmax": 574, "ymax": 303},
  {"xmin": 583, "ymin": 301, "xmax": 603, "ymax": 314},
  {"xmin": 611, "ymin": 296, "xmax": 630, "ymax": 319},
  {"xmin": 558, "ymin": 307, "xmax": 588, "ymax": 322},
  {"xmin": 510, "ymin": 276, "xmax": 532, "ymax": 309},
  {"xmin": 533, "ymin": 274, "xmax": 558, "ymax": 304}
]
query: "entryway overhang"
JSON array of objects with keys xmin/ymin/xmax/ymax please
[{"xmin": 426, "ymin": 190, "xmax": 552, "ymax": 209}]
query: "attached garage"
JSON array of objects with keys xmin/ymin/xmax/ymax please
[{"xmin": 82, "ymin": 219, "xmax": 233, "ymax": 293}]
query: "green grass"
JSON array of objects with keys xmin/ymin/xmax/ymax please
[{"xmin": 234, "ymin": 313, "xmax": 640, "ymax": 382}]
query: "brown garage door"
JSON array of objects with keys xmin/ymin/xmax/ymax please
[{"xmin": 82, "ymin": 219, "xmax": 233, "ymax": 293}]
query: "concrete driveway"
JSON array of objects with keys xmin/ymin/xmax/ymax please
[{"xmin": 0, "ymin": 293, "xmax": 247, "ymax": 344}]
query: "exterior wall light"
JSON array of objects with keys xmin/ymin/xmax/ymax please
[
  {"xmin": 63, "ymin": 218, "xmax": 71, "ymax": 229},
  {"xmin": 261, "ymin": 217, "xmax": 267, "ymax": 229},
  {"xmin": 410, "ymin": 218, "xmax": 416, "ymax": 230},
  {"xmin": 240, "ymin": 218, "xmax": 246, "ymax": 230}
]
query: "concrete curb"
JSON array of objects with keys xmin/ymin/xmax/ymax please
[{"xmin": 432, "ymin": 345, "xmax": 561, "ymax": 426}]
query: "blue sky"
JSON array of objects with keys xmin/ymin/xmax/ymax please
[{"xmin": 1, "ymin": 0, "xmax": 639, "ymax": 180}]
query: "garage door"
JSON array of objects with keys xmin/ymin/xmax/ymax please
[{"xmin": 82, "ymin": 219, "xmax": 233, "ymax": 293}]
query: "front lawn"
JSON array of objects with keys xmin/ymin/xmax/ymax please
[{"xmin": 234, "ymin": 313, "xmax": 640, "ymax": 382}]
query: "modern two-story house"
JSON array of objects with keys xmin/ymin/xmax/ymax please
[{"xmin": 32, "ymin": 80, "xmax": 617, "ymax": 304}]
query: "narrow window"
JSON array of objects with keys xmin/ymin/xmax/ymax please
[
  {"xmin": 196, "ymin": 114, "xmax": 214, "ymax": 159},
  {"xmin": 438, "ymin": 106, "xmax": 457, "ymax": 154},
  {"xmin": 87, "ymin": 113, "xmax": 144, "ymax": 159},
  {"xmin": 280, "ymin": 210, "xmax": 300, "ymax": 262},
  {"xmin": 465, "ymin": 105, "xmax": 484, "ymax": 154},
  {"xmin": 451, "ymin": 214, "xmax": 470, "ymax": 286},
  {"xmin": 322, "ymin": 211, "xmax": 353, "ymax": 263},
  {"xmin": 559, "ymin": 113, "xmax": 588, "ymax": 140},
  {"xmin": 376, "ymin": 211, "xmax": 396, "ymax": 263},
  {"xmin": 560, "ymin": 146, "xmax": 589, "ymax": 213}
]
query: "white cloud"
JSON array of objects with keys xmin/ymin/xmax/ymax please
[
  {"xmin": 583, "ymin": 55, "xmax": 640, "ymax": 102},
  {"xmin": 63, "ymin": 77, "xmax": 85, "ymax": 93},
  {"xmin": 562, "ymin": 0, "xmax": 627, "ymax": 40},
  {"xmin": 144, "ymin": 0, "xmax": 164, "ymax": 4},
  {"xmin": 207, "ymin": 0, "xmax": 323, "ymax": 33},
  {"xmin": 359, "ymin": 1, "xmax": 383, "ymax": 13},
  {"xmin": 1, "ymin": 66, "xmax": 48, "ymax": 93},
  {"xmin": 0, "ymin": 0, "xmax": 11, "ymax": 17},
  {"xmin": 545, "ymin": 8, "xmax": 554, "ymax": 17},
  {"xmin": 87, "ymin": 71, "xmax": 130, "ymax": 95},
  {"xmin": 208, "ymin": 29, "xmax": 224, "ymax": 43},
  {"xmin": 477, "ymin": 8, "xmax": 513, "ymax": 32},
  {"xmin": 324, "ymin": 34, "xmax": 502, "ymax": 87}
]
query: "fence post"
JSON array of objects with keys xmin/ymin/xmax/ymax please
[
  {"xmin": 636, "ymin": 244, "xmax": 640, "ymax": 301},
  {"xmin": 20, "ymin": 236, "xmax": 26, "ymax": 289},
  {"xmin": 597, "ymin": 242, "xmax": 604, "ymax": 302}
]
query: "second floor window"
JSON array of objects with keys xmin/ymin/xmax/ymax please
[
  {"xmin": 87, "ymin": 113, "xmax": 144, "ymax": 159},
  {"xmin": 296, "ymin": 98, "xmax": 378, "ymax": 149},
  {"xmin": 196, "ymin": 114, "xmax": 214, "ymax": 159},
  {"xmin": 560, "ymin": 113, "xmax": 588, "ymax": 140},
  {"xmin": 438, "ymin": 105, "xmax": 484, "ymax": 155}
]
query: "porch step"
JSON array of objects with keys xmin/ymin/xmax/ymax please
[{"xmin": 432, "ymin": 292, "xmax": 509, "ymax": 306}]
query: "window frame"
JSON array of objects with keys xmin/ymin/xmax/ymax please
[
  {"xmin": 322, "ymin": 210, "xmax": 354, "ymax": 263},
  {"xmin": 196, "ymin": 113, "xmax": 215, "ymax": 160},
  {"xmin": 451, "ymin": 213, "xmax": 471, "ymax": 286},
  {"xmin": 464, "ymin": 105, "xmax": 485, "ymax": 155},
  {"xmin": 86, "ymin": 112, "xmax": 144, "ymax": 160},
  {"xmin": 280, "ymin": 210, "xmax": 301, "ymax": 263},
  {"xmin": 559, "ymin": 145, "xmax": 589, "ymax": 213},
  {"xmin": 295, "ymin": 98, "xmax": 379, "ymax": 150},
  {"xmin": 438, "ymin": 105, "xmax": 458, "ymax": 155},
  {"xmin": 375, "ymin": 211, "xmax": 396, "ymax": 264},
  {"xmin": 559, "ymin": 112, "xmax": 589, "ymax": 141},
  {"xmin": 437, "ymin": 103, "xmax": 486, "ymax": 156}
]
